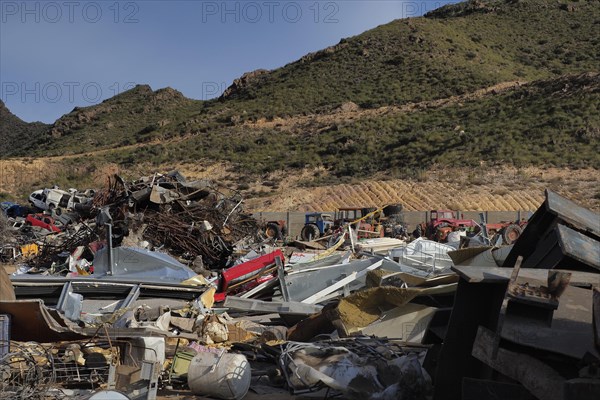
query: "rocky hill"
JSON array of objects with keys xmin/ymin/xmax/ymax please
[
  {"xmin": 0, "ymin": 0, "xmax": 598, "ymax": 210},
  {"xmin": 214, "ymin": 0, "xmax": 599, "ymax": 120},
  {"xmin": 0, "ymin": 100, "xmax": 49, "ymax": 156}
]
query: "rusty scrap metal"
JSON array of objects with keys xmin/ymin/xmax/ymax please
[
  {"xmin": 94, "ymin": 172, "xmax": 262, "ymax": 269},
  {"xmin": 141, "ymin": 196, "xmax": 261, "ymax": 268},
  {"xmin": 27, "ymin": 224, "xmax": 98, "ymax": 271},
  {"xmin": 0, "ymin": 340, "xmax": 115, "ymax": 400},
  {"xmin": 10, "ymin": 171, "xmax": 261, "ymax": 272}
]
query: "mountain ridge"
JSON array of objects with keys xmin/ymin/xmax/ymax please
[
  {"xmin": 0, "ymin": 0, "xmax": 598, "ymax": 207},
  {"xmin": 0, "ymin": 100, "xmax": 50, "ymax": 156}
]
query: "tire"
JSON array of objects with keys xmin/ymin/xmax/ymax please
[
  {"xmin": 265, "ymin": 223, "xmax": 282, "ymax": 239},
  {"xmin": 502, "ymin": 224, "xmax": 523, "ymax": 245},
  {"xmin": 361, "ymin": 207, "xmax": 377, "ymax": 217},
  {"xmin": 300, "ymin": 224, "xmax": 321, "ymax": 241},
  {"xmin": 383, "ymin": 204, "xmax": 403, "ymax": 217},
  {"xmin": 413, "ymin": 224, "xmax": 423, "ymax": 238},
  {"xmin": 54, "ymin": 207, "xmax": 62, "ymax": 216}
]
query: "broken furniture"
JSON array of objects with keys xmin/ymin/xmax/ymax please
[
  {"xmin": 504, "ymin": 190, "xmax": 600, "ymax": 273},
  {"xmin": 431, "ymin": 265, "xmax": 509, "ymax": 400},
  {"xmin": 431, "ymin": 264, "xmax": 600, "ymax": 400}
]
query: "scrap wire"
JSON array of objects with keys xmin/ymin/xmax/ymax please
[
  {"xmin": 28, "ymin": 224, "xmax": 97, "ymax": 270},
  {"xmin": 223, "ymin": 198, "xmax": 243, "ymax": 227},
  {"xmin": 0, "ymin": 342, "xmax": 59, "ymax": 400},
  {"xmin": 1, "ymin": 339, "xmax": 120, "ymax": 400},
  {"xmin": 140, "ymin": 199, "xmax": 260, "ymax": 268}
]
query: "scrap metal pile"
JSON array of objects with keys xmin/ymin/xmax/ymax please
[
  {"xmin": 2, "ymin": 171, "xmax": 263, "ymax": 274},
  {"xmin": 92, "ymin": 172, "xmax": 262, "ymax": 269},
  {"xmin": 1, "ymin": 187, "xmax": 599, "ymax": 400}
]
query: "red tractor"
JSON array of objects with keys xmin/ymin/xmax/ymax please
[
  {"xmin": 264, "ymin": 220, "xmax": 286, "ymax": 240},
  {"xmin": 414, "ymin": 210, "xmax": 478, "ymax": 242},
  {"xmin": 484, "ymin": 219, "xmax": 527, "ymax": 245}
]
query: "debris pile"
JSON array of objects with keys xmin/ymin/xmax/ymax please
[
  {"xmin": 93, "ymin": 172, "xmax": 262, "ymax": 269},
  {"xmin": 4, "ymin": 172, "xmax": 263, "ymax": 274},
  {"xmin": 1, "ymin": 183, "xmax": 599, "ymax": 399}
]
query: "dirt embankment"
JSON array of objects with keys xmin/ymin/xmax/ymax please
[
  {"xmin": 244, "ymin": 166, "xmax": 600, "ymax": 212},
  {"xmin": 2, "ymin": 157, "xmax": 598, "ymax": 212},
  {"xmin": 0, "ymin": 159, "xmax": 59, "ymax": 195}
]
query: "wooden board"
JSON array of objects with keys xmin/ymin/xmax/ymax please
[
  {"xmin": 594, "ymin": 287, "xmax": 600, "ymax": 352},
  {"xmin": 473, "ymin": 326, "xmax": 565, "ymax": 400},
  {"xmin": 452, "ymin": 265, "xmax": 600, "ymax": 286},
  {"xmin": 0, "ymin": 268, "xmax": 15, "ymax": 301},
  {"xmin": 502, "ymin": 284, "xmax": 598, "ymax": 359},
  {"xmin": 557, "ymin": 224, "xmax": 600, "ymax": 271}
]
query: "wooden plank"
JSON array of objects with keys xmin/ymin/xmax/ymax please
[
  {"xmin": 502, "ymin": 284, "xmax": 597, "ymax": 359},
  {"xmin": 451, "ymin": 266, "xmax": 600, "ymax": 287},
  {"xmin": 451, "ymin": 266, "xmax": 511, "ymax": 283},
  {"xmin": 563, "ymin": 378, "xmax": 600, "ymax": 400},
  {"xmin": 290, "ymin": 240, "xmax": 326, "ymax": 250},
  {"xmin": 472, "ymin": 326, "xmax": 565, "ymax": 400},
  {"xmin": 594, "ymin": 288, "xmax": 600, "ymax": 353},
  {"xmin": 0, "ymin": 268, "xmax": 15, "ymax": 301},
  {"xmin": 447, "ymin": 246, "xmax": 494, "ymax": 266},
  {"xmin": 505, "ymin": 189, "xmax": 600, "ymax": 268},
  {"xmin": 433, "ymin": 278, "xmax": 508, "ymax": 400},
  {"xmin": 546, "ymin": 190, "xmax": 600, "ymax": 238},
  {"xmin": 509, "ymin": 256, "xmax": 523, "ymax": 284},
  {"xmin": 462, "ymin": 378, "xmax": 535, "ymax": 400},
  {"xmin": 557, "ymin": 224, "xmax": 600, "ymax": 271}
]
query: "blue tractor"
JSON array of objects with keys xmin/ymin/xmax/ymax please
[{"xmin": 300, "ymin": 213, "xmax": 334, "ymax": 241}]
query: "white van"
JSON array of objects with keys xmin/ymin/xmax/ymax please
[
  {"xmin": 29, "ymin": 189, "xmax": 49, "ymax": 210},
  {"xmin": 45, "ymin": 189, "xmax": 72, "ymax": 211},
  {"xmin": 29, "ymin": 188, "xmax": 94, "ymax": 214}
]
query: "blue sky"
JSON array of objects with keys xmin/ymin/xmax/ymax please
[{"xmin": 1, "ymin": 1, "xmax": 454, "ymax": 122}]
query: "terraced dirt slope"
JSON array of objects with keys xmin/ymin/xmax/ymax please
[{"xmin": 243, "ymin": 167, "xmax": 600, "ymax": 211}]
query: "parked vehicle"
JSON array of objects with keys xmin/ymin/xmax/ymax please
[
  {"xmin": 381, "ymin": 204, "xmax": 408, "ymax": 239},
  {"xmin": 29, "ymin": 189, "xmax": 49, "ymax": 210},
  {"xmin": 45, "ymin": 188, "xmax": 77, "ymax": 213},
  {"xmin": 264, "ymin": 220, "xmax": 286, "ymax": 240},
  {"xmin": 483, "ymin": 217, "xmax": 528, "ymax": 245},
  {"xmin": 300, "ymin": 213, "xmax": 334, "ymax": 241},
  {"xmin": 414, "ymin": 210, "xmax": 479, "ymax": 242},
  {"xmin": 29, "ymin": 188, "xmax": 94, "ymax": 214},
  {"xmin": 25, "ymin": 213, "xmax": 62, "ymax": 233},
  {"xmin": 1, "ymin": 202, "xmax": 34, "ymax": 218},
  {"xmin": 0, "ymin": 202, "xmax": 15, "ymax": 214}
]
